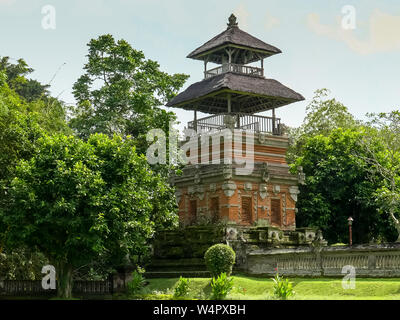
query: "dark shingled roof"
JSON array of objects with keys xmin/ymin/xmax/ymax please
[
  {"xmin": 166, "ymin": 72, "xmax": 305, "ymax": 114},
  {"xmin": 187, "ymin": 26, "xmax": 282, "ymax": 64}
]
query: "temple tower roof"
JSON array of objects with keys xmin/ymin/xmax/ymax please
[{"xmin": 187, "ymin": 14, "xmax": 281, "ymax": 64}]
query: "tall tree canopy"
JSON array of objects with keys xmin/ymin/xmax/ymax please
[
  {"xmin": 0, "ymin": 56, "xmax": 50, "ymax": 102},
  {"xmin": 1, "ymin": 133, "xmax": 178, "ymax": 298},
  {"xmin": 358, "ymin": 111, "xmax": 400, "ymax": 241},
  {"xmin": 70, "ymin": 34, "xmax": 189, "ymax": 154},
  {"xmin": 0, "ymin": 69, "xmax": 70, "ymax": 188},
  {"xmin": 293, "ymin": 128, "xmax": 397, "ymax": 244},
  {"xmin": 287, "ymin": 89, "xmax": 358, "ymax": 164},
  {"xmin": 289, "ymin": 89, "xmax": 398, "ymax": 244},
  {"xmin": 0, "ymin": 62, "xmax": 70, "ymax": 280}
]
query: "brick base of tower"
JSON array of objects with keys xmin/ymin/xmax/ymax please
[{"xmin": 172, "ymin": 132, "xmax": 303, "ymax": 230}]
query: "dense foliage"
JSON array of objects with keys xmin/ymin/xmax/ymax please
[
  {"xmin": 204, "ymin": 244, "xmax": 236, "ymax": 277},
  {"xmin": 293, "ymin": 128, "xmax": 397, "ymax": 243},
  {"xmin": 0, "ymin": 62, "xmax": 71, "ymax": 280},
  {"xmin": 1, "ymin": 133, "xmax": 177, "ymax": 297},
  {"xmin": 289, "ymin": 89, "xmax": 398, "ymax": 243},
  {"xmin": 70, "ymin": 34, "xmax": 189, "ymax": 154},
  {"xmin": 0, "ymin": 41, "xmax": 185, "ymax": 294},
  {"xmin": 0, "ymin": 247, "xmax": 48, "ymax": 280}
]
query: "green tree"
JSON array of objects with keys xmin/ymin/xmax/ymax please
[
  {"xmin": 358, "ymin": 111, "xmax": 400, "ymax": 242},
  {"xmin": 1, "ymin": 133, "xmax": 178, "ymax": 298},
  {"xmin": 0, "ymin": 61, "xmax": 71, "ymax": 280},
  {"xmin": 287, "ymin": 89, "xmax": 357, "ymax": 164},
  {"xmin": 293, "ymin": 128, "xmax": 397, "ymax": 244},
  {"xmin": 70, "ymin": 34, "xmax": 189, "ymax": 153},
  {"xmin": 0, "ymin": 56, "xmax": 49, "ymax": 102},
  {"xmin": 0, "ymin": 73, "xmax": 70, "ymax": 188}
]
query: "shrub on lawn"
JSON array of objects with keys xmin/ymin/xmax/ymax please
[
  {"xmin": 271, "ymin": 273, "xmax": 295, "ymax": 300},
  {"xmin": 126, "ymin": 268, "xmax": 146, "ymax": 295},
  {"xmin": 211, "ymin": 272, "xmax": 234, "ymax": 300},
  {"xmin": 204, "ymin": 244, "xmax": 235, "ymax": 277},
  {"xmin": 173, "ymin": 276, "xmax": 190, "ymax": 299}
]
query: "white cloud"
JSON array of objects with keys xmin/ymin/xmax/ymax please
[{"xmin": 307, "ymin": 10, "xmax": 400, "ymax": 54}]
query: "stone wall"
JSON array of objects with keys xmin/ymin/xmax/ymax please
[{"xmin": 246, "ymin": 243, "xmax": 400, "ymax": 277}]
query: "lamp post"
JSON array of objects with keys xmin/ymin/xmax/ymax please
[{"xmin": 348, "ymin": 217, "xmax": 354, "ymax": 246}]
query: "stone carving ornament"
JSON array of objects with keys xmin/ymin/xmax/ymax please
[
  {"xmin": 289, "ymin": 186, "xmax": 300, "ymax": 202},
  {"xmin": 244, "ymin": 182, "xmax": 252, "ymax": 191},
  {"xmin": 222, "ymin": 181, "xmax": 237, "ymax": 197},
  {"xmin": 262, "ymin": 163, "xmax": 270, "ymax": 183},
  {"xmin": 226, "ymin": 227, "xmax": 238, "ymax": 240},
  {"xmin": 298, "ymin": 166, "xmax": 306, "ymax": 185},
  {"xmin": 259, "ymin": 183, "xmax": 267, "ymax": 199},
  {"xmin": 223, "ymin": 164, "xmax": 233, "ymax": 180}
]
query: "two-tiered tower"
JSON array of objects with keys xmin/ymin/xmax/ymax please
[{"xmin": 167, "ymin": 14, "xmax": 305, "ymax": 231}]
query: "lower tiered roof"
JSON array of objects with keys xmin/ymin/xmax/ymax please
[{"xmin": 166, "ymin": 72, "xmax": 304, "ymax": 114}]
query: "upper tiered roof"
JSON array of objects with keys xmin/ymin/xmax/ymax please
[
  {"xmin": 167, "ymin": 14, "xmax": 304, "ymax": 115},
  {"xmin": 187, "ymin": 14, "xmax": 281, "ymax": 64}
]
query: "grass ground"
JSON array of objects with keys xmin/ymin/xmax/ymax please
[{"xmin": 127, "ymin": 275, "xmax": 400, "ymax": 300}]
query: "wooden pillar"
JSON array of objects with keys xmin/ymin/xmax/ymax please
[
  {"xmin": 225, "ymin": 48, "xmax": 234, "ymax": 72},
  {"xmin": 261, "ymin": 59, "xmax": 264, "ymax": 76},
  {"xmin": 272, "ymin": 108, "xmax": 276, "ymax": 134},
  {"xmin": 194, "ymin": 109, "xmax": 198, "ymax": 132},
  {"xmin": 227, "ymin": 94, "xmax": 232, "ymax": 113},
  {"xmin": 204, "ymin": 57, "xmax": 208, "ymax": 79}
]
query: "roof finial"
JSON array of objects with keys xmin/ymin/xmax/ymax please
[{"xmin": 227, "ymin": 14, "xmax": 238, "ymax": 29}]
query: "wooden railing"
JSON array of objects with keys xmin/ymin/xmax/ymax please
[
  {"xmin": 188, "ymin": 113, "xmax": 282, "ymax": 135},
  {"xmin": 205, "ymin": 63, "xmax": 264, "ymax": 79}
]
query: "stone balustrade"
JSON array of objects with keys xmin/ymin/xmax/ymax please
[{"xmin": 246, "ymin": 243, "xmax": 400, "ymax": 277}]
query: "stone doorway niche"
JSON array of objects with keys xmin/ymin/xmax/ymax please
[
  {"xmin": 189, "ymin": 199, "xmax": 197, "ymax": 224},
  {"xmin": 210, "ymin": 197, "xmax": 219, "ymax": 222},
  {"xmin": 241, "ymin": 196, "xmax": 252, "ymax": 225},
  {"xmin": 271, "ymin": 198, "xmax": 281, "ymax": 226}
]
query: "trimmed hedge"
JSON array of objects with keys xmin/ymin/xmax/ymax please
[{"xmin": 204, "ymin": 244, "xmax": 236, "ymax": 277}]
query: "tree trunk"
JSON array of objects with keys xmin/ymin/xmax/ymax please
[
  {"xmin": 57, "ymin": 261, "xmax": 73, "ymax": 299},
  {"xmin": 389, "ymin": 208, "xmax": 400, "ymax": 243}
]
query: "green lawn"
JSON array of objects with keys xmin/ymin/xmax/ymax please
[{"xmin": 127, "ymin": 275, "xmax": 400, "ymax": 300}]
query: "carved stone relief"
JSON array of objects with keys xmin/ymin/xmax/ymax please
[
  {"xmin": 289, "ymin": 186, "xmax": 300, "ymax": 202},
  {"xmin": 222, "ymin": 181, "xmax": 237, "ymax": 197},
  {"xmin": 259, "ymin": 183, "xmax": 267, "ymax": 199}
]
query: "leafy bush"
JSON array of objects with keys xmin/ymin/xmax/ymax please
[
  {"xmin": 0, "ymin": 247, "xmax": 48, "ymax": 280},
  {"xmin": 173, "ymin": 276, "xmax": 190, "ymax": 299},
  {"xmin": 126, "ymin": 269, "xmax": 146, "ymax": 295},
  {"xmin": 210, "ymin": 272, "xmax": 234, "ymax": 300},
  {"xmin": 271, "ymin": 273, "xmax": 295, "ymax": 300},
  {"xmin": 204, "ymin": 244, "xmax": 235, "ymax": 277}
]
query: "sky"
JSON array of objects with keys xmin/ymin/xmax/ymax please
[{"xmin": 0, "ymin": 0, "xmax": 399, "ymax": 132}]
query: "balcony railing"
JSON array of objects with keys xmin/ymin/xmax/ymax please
[
  {"xmin": 205, "ymin": 63, "xmax": 264, "ymax": 79},
  {"xmin": 187, "ymin": 113, "xmax": 282, "ymax": 135}
]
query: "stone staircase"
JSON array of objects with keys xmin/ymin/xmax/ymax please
[{"xmin": 145, "ymin": 226, "xmax": 225, "ymax": 278}]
